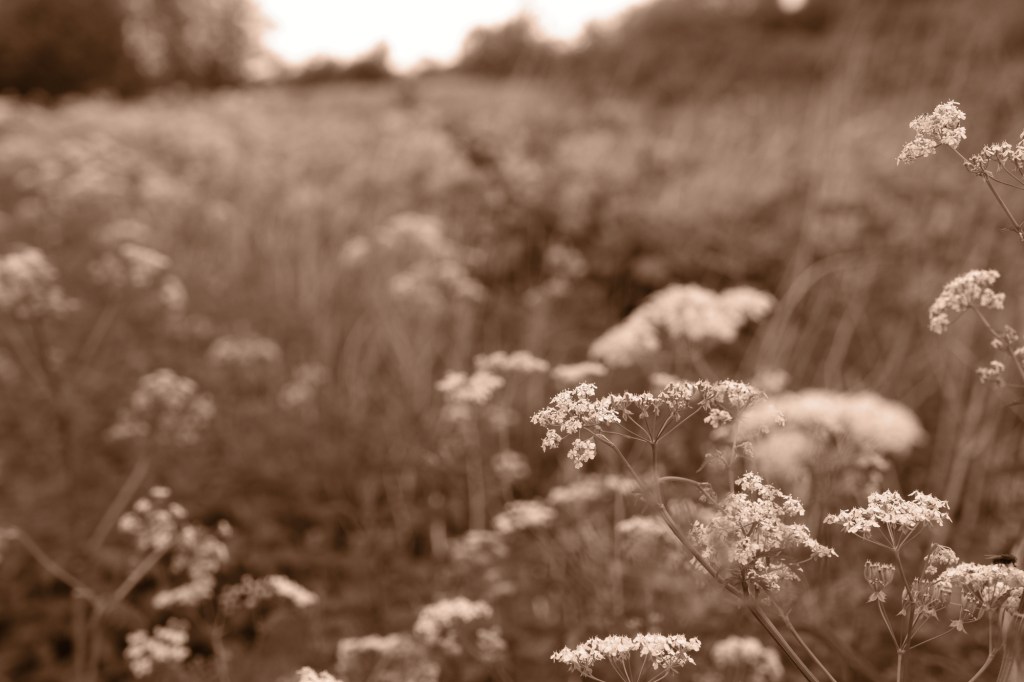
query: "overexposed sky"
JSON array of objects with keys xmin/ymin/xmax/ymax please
[{"xmin": 259, "ymin": 0, "xmax": 641, "ymax": 71}]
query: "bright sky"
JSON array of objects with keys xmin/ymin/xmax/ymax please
[{"xmin": 259, "ymin": 1, "xmax": 642, "ymax": 71}]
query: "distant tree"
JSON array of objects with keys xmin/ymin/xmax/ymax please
[
  {"xmin": 291, "ymin": 45, "xmax": 394, "ymax": 85},
  {"xmin": 0, "ymin": 0, "xmax": 134, "ymax": 95},
  {"xmin": 0, "ymin": 0, "xmax": 266, "ymax": 96},
  {"xmin": 456, "ymin": 15, "xmax": 558, "ymax": 77}
]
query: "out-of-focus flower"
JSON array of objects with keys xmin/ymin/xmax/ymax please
[
  {"xmin": 436, "ymin": 369, "xmax": 505, "ymax": 421},
  {"xmin": 449, "ymin": 530, "xmax": 509, "ymax": 567},
  {"xmin": 547, "ymin": 474, "xmax": 636, "ymax": 507},
  {"xmin": 473, "ymin": 350, "xmax": 550, "ymax": 374},
  {"xmin": 89, "ymin": 242, "xmax": 171, "ymax": 289},
  {"xmin": 824, "ymin": 490, "xmax": 950, "ymax": 545},
  {"xmin": 220, "ymin": 574, "xmax": 319, "ymax": 612},
  {"xmin": 295, "ymin": 667, "xmax": 342, "ymax": 682},
  {"xmin": 206, "ymin": 332, "xmax": 283, "ymax": 380},
  {"xmin": 107, "ymin": 369, "xmax": 215, "ymax": 446},
  {"xmin": 929, "ymin": 269, "xmax": 1005, "ymax": 335},
  {"xmin": 490, "ymin": 449, "xmax": 531, "ymax": 485},
  {"xmin": 412, "ymin": 596, "xmax": 506, "ymax": 663},
  {"xmin": 124, "ymin": 619, "xmax": 191, "ymax": 678},
  {"xmin": 897, "ymin": 101, "xmax": 967, "ymax": 165},
  {"xmin": 708, "ymin": 636, "xmax": 784, "ymax": 682},
  {"xmin": 977, "ymin": 359, "xmax": 1006, "ymax": 385},
  {"xmin": 735, "ymin": 388, "xmax": 925, "ymax": 486},
  {"xmin": 278, "ymin": 363, "xmax": 329, "ymax": 411},
  {"xmin": 336, "ymin": 633, "xmax": 439, "ymax": 682},
  {"xmin": 492, "ymin": 500, "xmax": 557, "ymax": 534},
  {"xmin": 0, "ymin": 246, "xmax": 77, "ymax": 319},
  {"xmin": 588, "ymin": 284, "xmax": 774, "ymax": 368},
  {"xmin": 691, "ymin": 473, "xmax": 835, "ymax": 592},
  {"xmin": 552, "ymin": 361, "xmax": 608, "ymax": 386},
  {"xmin": 937, "ymin": 563, "xmax": 1024, "ymax": 626},
  {"xmin": 552, "ymin": 633, "xmax": 700, "ymax": 679},
  {"xmin": 616, "ymin": 516, "xmax": 683, "ymax": 567}
]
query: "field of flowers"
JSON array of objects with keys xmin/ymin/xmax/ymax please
[{"xmin": 2, "ymin": 65, "xmax": 1024, "ymax": 682}]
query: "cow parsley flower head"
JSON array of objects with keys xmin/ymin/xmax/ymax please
[
  {"xmin": 928, "ymin": 269, "xmax": 1005, "ymax": 335},
  {"xmin": 123, "ymin": 619, "xmax": 191, "ymax": 679},
  {"xmin": 0, "ymin": 246, "xmax": 77, "ymax": 319},
  {"xmin": 709, "ymin": 636, "xmax": 784, "ymax": 682},
  {"xmin": 551, "ymin": 633, "xmax": 700, "ymax": 679},
  {"xmin": 824, "ymin": 490, "xmax": 950, "ymax": 547},
  {"xmin": 473, "ymin": 349, "xmax": 550, "ymax": 374},
  {"xmin": 588, "ymin": 284, "xmax": 774, "ymax": 367},
  {"xmin": 492, "ymin": 499, "xmax": 557, "ymax": 534},
  {"xmin": 936, "ymin": 563, "xmax": 1024, "ymax": 620},
  {"xmin": 690, "ymin": 473, "xmax": 835, "ymax": 592},
  {"xmin": 531, "ymin": 382, "xmax": 620, "ymax": 467},
  {"xmin": 294, "ymin": 668, "xmax": 342, "ymax": 682},
  {"xmin": 897, "ymin": 100, "xmax": 967, "ymax": 165},
  {"xmin": 412, "ymin": 596, "xmax": 506, "ymax": 663},
  {"xmin": 107, "ymin": 369, "xmax": 216, "ymax": 447},
  {"xmin": 336, "ymin": 632, "xmax": 438, "ymax": 682}
]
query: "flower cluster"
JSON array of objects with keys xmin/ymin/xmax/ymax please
[
  {"xmin": 412, "ymin": 596, "xmax": 506, "ymax": 663},
  {"xmin": 0, "ymin": 246, "xmax": 77, "ymax": 319},
  {"xmin": 473, "ymin": 350, "xmax": 550, "ymax": 374},
  {"xmin": 435, "ymin": 369, "xmax": 505, "ymax": 421},
  {"xmin": 295, "ymin": 667, "xmax": 342, "ymax": 682},
  {"xmin": 936, "ymin": 563, "xmax": 1024, "ymax": 622},
  {"xmin": 490, "ymin": 449, "xmax": 531, "ymax": 484},
  {"xmin": 532, "ymin": 380, "xmax": 767, "ymax": 468},
  {"xmin": 118, "ymin": 487, "xmax": 231, "ymax": 610},
  {"xmin": 824, "ymin": 490, "xmax": 950, "ymax": 546},
  {"xmin": 616, "ymin": 516, "xmax": 683, "ymax": 567},
  {"xmin": 220, "ymin": 574, "xmax": 319, "ymax": 613},
  {"xmin": 690, "ymin": 473, "xmax": 835, "ymax": 592},
  {"xmin": 492, "ymin": 499, "xmax": 557, "ymax": 534},
  {"xmin": 588, "ymin": 283, "xmax": 775, "ymax": 367},
  {"xmin": 550, "ymin": 361, "xmax": 608, "ymax": 386},
  {"xmin": 531, "ymin": 383, "xmax": 621, "ymax": 467},
  {"xmin": 708, "ymin": 635, "xmax": 784, "ymax": 682},
  {"xmin": 547, "ymin": 474, "xmax": 636, "ymax": 507},
  {"xmin": 107, "ymin": 368, "xmax": 216, "ymax": 446},
  {"xmin": 923, "ymin": 544, "xmax": 960, "ymax": 577},
  {"xmin": 449, "ymin": 530, "xmax": 509, "ymax": 567},
  {"xmin": 896, "ymin": 100, "xmax": 967, "ymax": 165},
  {"xmin": 278, "ymin": 362, "xmax": 330, "ymax": 410},
  {"xmin": 928, "ymin": 269, "xmax": 1005, "ymax": 335},
  {"xmin": 117, "ymin": 486, "xmax": 186, "ymax": 553},
  {"xmin": 205, "ymin": 329, "xmax": 282, "ymax": 372},
  {"xmin": 123, "ymin": 618, "xmax": 191, "ymax": 678},
  {"xmin": 89, "ymin": 242, "xmax": 171, "ymax": 289},
  {"xmin": 964, "ymin": 135, "xmax": 1024, "ymax": 176},
  {"xmin": 336, "ymin": 633, "xmax": 439, "ymax": 682},
  {"xmin": 551, "ymin": 633, "xmax": 701, "ymax": 679}
]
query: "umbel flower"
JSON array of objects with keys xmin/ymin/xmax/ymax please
[
  {"xmin": 709, "ymin": 635, "xmax": 784, "ymax": 682},
  {"xmin": 928, "ymin": 269, "xmax": 1005, "ymax": 335},
  {"xmin": 412, "ymin": 596, "xmax": 506, "ymax": 663},
  {"xmin": 936, "ymin": 563, "xmax": 1024, "ymax": 621},
  {"xmin": 587, "ymin": 283, "xmax": 775, "ymax": 368},
  {"xmin": 531, "ymin": 380, "xmax": 766, "ymax": 468},
  {"xmin": 824, "ymin": 490, "xmax": 950, "ymax": 549},
  {"xmin": 551, "ymin": 633, "xmax": 701, "ymax": 680},
  {"xmin": 107, "ymin": 369, "xmax": 216, "ymax": 447},
  {"xmin": 690, "ymin": 473, "xmax": 835, "ymax": 593},
  {"xmin": 896, "ymin": 100, "xmax": 967, "ymax": 165},
  {"xmin": 0, "ymin": 246, "xmax": 77, "ymax": 319},
  {"xmin": 123, "ymin": 618, "xmax": 190, "ymax": 679}
]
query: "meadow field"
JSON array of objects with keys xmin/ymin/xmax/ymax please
[{"xmin": 3, "ymin": 21, "xmax": 1024, "ymax": 680}]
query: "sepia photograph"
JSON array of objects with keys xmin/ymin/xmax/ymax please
[{"xmin": 1, "ymin": 0, "xmax": 1024, "ymax": 680}]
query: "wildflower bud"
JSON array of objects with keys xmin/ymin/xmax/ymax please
[
  {"xmin": 864, "ymin": 561, "xmax": 897, "ymax": 593},
  {"xmin": 923, "ymin": 544, "xmax": 960, "ymax": 577}
]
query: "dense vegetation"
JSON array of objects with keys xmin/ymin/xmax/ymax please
[{"xmin": 3, "ymin": 0, "xmax": 1024, "ymax": 680}]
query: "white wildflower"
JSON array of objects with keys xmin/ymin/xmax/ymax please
[
  {"xmin": 928, "ymin": 269, "xmax": 1005, "ymax": 335},
  {"xmin": 897, "ymin": 100, "xmax": 967, "ymax": 165}
]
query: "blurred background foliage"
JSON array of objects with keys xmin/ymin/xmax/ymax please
[{"xmin": 3, "ymin": 0, "xmax": 1024, "ymax": 680}]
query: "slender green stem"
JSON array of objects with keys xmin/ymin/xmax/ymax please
[
  {"xmin": 967, "ymin": 615, "xmax": 999, "ymax": 682},
  {"xmin": 11, "ymin": 529, "xmax": 97, "ymax": 602},
  {"xmin": 768, "ymin": 596, "xmax": 840, "ymax": 682}
]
